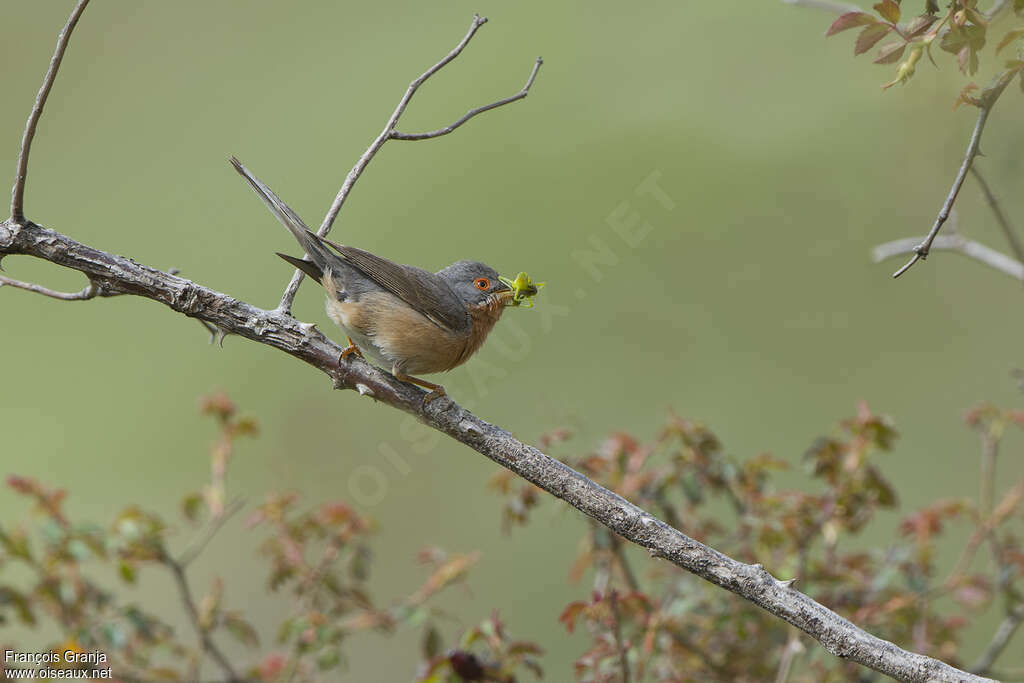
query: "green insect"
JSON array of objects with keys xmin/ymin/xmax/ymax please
[{"xmin": 498, "ymin": 271, "xmax": 545, "ymax": 308}]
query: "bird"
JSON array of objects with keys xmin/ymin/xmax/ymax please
[{"xmin": 229, "ymin": 157, "xmax": 537, "ymax": 403}]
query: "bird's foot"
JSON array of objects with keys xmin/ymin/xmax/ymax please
[
  {"xmin": 393, "ymin": 369, "xmax": 446, "ymax": 405},
  {"xmin": 423, "ymin": 385, "xmax": 447, "ymax": 405},
  {"xmin": 339, "ymin": 336, "xmax": 364, "ymax": 364}
]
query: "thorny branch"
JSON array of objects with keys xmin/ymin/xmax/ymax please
[
  {"xmin": 891, "ymin": 72, "xmax": 1014, "ymax": 279},
  {"xmin": 0, "ymin": 3, "xmax": 1003, "ymax": 682},
  {"xmin": 275, "ymin": 14, "xmax": 542, "ymax": 314}
]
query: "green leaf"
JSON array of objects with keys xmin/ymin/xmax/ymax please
[
  {"xmin": 0, "ymin": 586, "xmax": 36, "ymax": 625},
  {"xmin": 181, "ymin": 493, "xmax": 203, "ymax": 523},
  {"xmin": 119, "ymin": 561, "xmax": 137, "ymax": 584},
  {"xmin": 316, "ymin": 648, "xmax": 342, "ymax": 671},
  {"xmin": 826, "ymin": 11, "xmax": 877, "ymax": 37},
  {"xmin": 856, "ymin": 24, "xmax": 892, "ymax": 55},
  {"xmin": 422, "ymin": 624, "xmax": 442, "ymax": 659}
]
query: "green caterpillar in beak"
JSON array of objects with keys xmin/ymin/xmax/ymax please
[{"xmin": 499, "ymin": 272, "xmax": 545, "ymax": 308}]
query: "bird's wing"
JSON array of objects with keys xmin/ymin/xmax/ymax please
[{"xmin": 316, "ymin": 236, "xmax": 470, "ymax": 334}]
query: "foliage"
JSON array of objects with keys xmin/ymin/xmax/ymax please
[
  {"xmin": 0, "ymin": 394, "xmax": 542, "ymax": 682},
  {"xmin": 824, "ymin": 0, "xmax": 1024, "ymax": 98},
  {"xmin": 2, "ymin": 395, "xmax": 1021, "ymax": 681},
  {"xmin": 493, "ymin": 402, "xmax": 1024, "ymax": 681}
]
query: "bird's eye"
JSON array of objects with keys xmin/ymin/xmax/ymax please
[{"xmin": 474, "ymin": 277, "xmax": 491, "ymax": 291}]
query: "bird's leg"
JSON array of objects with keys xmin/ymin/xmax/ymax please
[
  {"xmin": 392, "ymin": 367, "xmax": 446, "ymax": 404},
  {"xmin": 339, "ymin": 336, "xmax": 364, "ymax": 364}
]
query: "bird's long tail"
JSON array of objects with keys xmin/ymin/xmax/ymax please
[{"xmin": 229, "ymin": 156, "xmax": 332, "ymax": 272}]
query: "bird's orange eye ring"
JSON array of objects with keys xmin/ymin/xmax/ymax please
[{"xmin": 474, "ymin": 277, "xmax": 490, "ymax": 291}]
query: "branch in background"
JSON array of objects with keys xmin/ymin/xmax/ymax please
[
  {"xmin": 9, "ymin": 0, "xmax": 91, "ymax": 223},
  {"xmin": 891, "ymin": 73, "xmax": 1014, "ymax": 279},
  {"xmin": 970, "ymin": 166, "xmax": 1024, "ymax": 272},
  {"xmin": 971, "ymin": 605, "xmax": 1024, "ymax": 675},
  {"xmin": 873, "ymin": 234, "xmax": 1024, "ymax": 282},
  {"xmin": 275, "ymin": 14, "xmax": 542, "ymax": 314},
  {"xmin": 162, "ymin": 552, "xmax": 243, "ymax": 683},
  {"xmin": 608, "ymin": 590, "xmax": 631, "ymax": 683},
  {"xmin": 178, "ymin": 498, "xmax": 246, "ymax": 569},
  {"xmin": 780, "ymin": 0, "xmax": 862, "ymax": 14},
  {"xmin": 0, "ymin": 4, "xmax": 998, "ymax": 682}
]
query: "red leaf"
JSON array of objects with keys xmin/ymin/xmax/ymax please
[
  {"xmin": 874, "ymin": 0, "xmax": 901, "ymax": 23},
  {"xmin": 558, "ymin": 601, "xmax": 587, "ymax": 634},
  {"xmin": 826, "ymin": 11, "xmax": 877, "ymax": 37},
  {"xmin": 856, "ymin": 24, "xmax": 892, "ymax": 55},
  {"xmin": 874, "ymin": 42, "xmax": 908, "ymax": 64}
]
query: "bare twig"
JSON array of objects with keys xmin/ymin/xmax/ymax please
[
  {"xmin": 892, "ymin": 74, "xmax": 1014, "ymax": 278},
  {"xmin": 163, "ymin": 553, "xmax": 241, "ymax": 683},
  {"xmin": 608, "ymin": 589, "xmax": 631, "ymax": 683},
  {"xmin": 273, "ymin": 14, "xmax": 542, "ymax": 313},
  {"xmin": 610, "ymin": 532, "xmax": 642, "ymax": 593},
  {"xmin": 0, "ymin": 273, "xmax": 103, "ymax": 300},
  {"xmin": 873, "ymin": 234, "xmax": 1024, "ymax": 282},
  {"xmin": 392, "ymin": 57, "xmax": 543, "ymax": 140},
  {"xmin": 780, "ymin": 0, "xmax": 862, "ymax": 14},
  {"xmin": 0, "ymin": 7, "xmax": 997, "ymax": 682},
  {"xmin": 970, "ymin": 604, "xmax": 1024, "ymax": 675},
  {"xmin": 10, "ymin": 0, "xmax": 91, "ymax": 223},
  {"xmin": 970, "ymin": 166, "xmax": 1024, "ymax": 271},
  {"xmin": 774, "ymin": 631, "xmax": 806, "ymax": 683},
  {"xmin": 985, "ymin": 0, "xmax": 1014, "ymax": 20},
  {"xmin": 178, "ymin": 498, "xmax": 245, "ymax": 568}
]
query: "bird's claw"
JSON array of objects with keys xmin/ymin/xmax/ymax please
[{"xmin": 339, "ymin": 336, "xmax": 364, "ymax": 365}]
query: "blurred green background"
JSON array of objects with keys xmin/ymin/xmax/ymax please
[{"xmin": 3, "ymin": 0, "xmax": 1024, "ymax": 679}]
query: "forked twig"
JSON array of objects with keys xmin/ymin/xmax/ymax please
[
  {"xmin": 274, "ymin": 14, "xmax": 542, "ymax": 313},
  {"xmin": 891, "ymin": 74, "xmax": 1013, "ymax": 279}
]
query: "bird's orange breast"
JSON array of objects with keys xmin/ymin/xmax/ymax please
[{"xmin": 323, "ymin": 280, "xmax": 505, "ymax": 375}]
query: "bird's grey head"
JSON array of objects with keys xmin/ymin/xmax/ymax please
[{"xmin": 438, "ymin": 260, "xmax": 510, "ymax": 306}]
